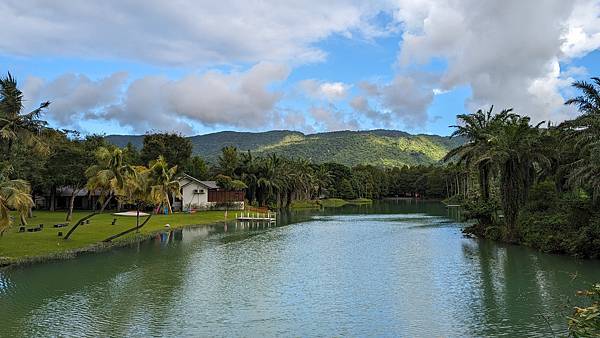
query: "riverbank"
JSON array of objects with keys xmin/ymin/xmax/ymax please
[
  {"xmin": 0, "ymin": 210, "xmax": 236, "ymax": 268},
  {"xmin": 290, "ymin": 198, "xmax": 373, "ymax": 209}
]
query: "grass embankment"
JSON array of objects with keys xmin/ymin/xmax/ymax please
[
  {"xmin": 291, "ymin": 198, "xmax": 373, "ymax": 209},
  {"xmin": 0, "ymin": 210, "xmax": 235, "ymax": 267}
]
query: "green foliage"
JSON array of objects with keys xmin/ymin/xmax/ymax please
[
  {"xmin": 140, "ymin": 133, "xmax": 192, "ymax": 169},
  {"xmin": 186, "ymin": 155, "xmax": 209, "ymax": 180},
  {"xmin": 568, "ymin": 283, "xmax": 600, "ymax": 337},
  {"xmin": 518, "ymin": 183, "xmax": 600, "ymax": 258}
]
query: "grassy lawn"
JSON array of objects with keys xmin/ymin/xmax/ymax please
[
  {"xmin": 291, "ymin": 198, "xmax": 374, "ymax": 209},
  {"xmin": 0, "ymin": 210, "xmax": 235, "ymax": 265}
]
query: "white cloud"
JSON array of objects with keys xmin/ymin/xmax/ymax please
[
  {"xmin": 23, "ymin": 72, "xmax": 127, "ymax": 127},
  {"xmin": 310, "ymin": 105, "xmax": 359, "ymax": 131},
  {"xmin": 393, "ymin": 0, "xmax": 600, "ymax": 123},
  {"xmin": 299, "ymin": 79, "xmax": 351, "ymax": 101},
  {"xmin": 23, "ymin": 63, "xmax": 290, "ymax": 134},
  {"xmin": 0, "ymin": 0, "xmax": 392, "ymax": 67},
  {"xmin": 351, "ymin": 74, "xmax": 435, "ymax": 128}
]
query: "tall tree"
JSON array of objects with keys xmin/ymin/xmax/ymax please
[
  {"xmin": 563, "ymin": 77, "xmax": 600, "ymax": 204},
  {"xmin": 147, "ymin": 156, "xmax": 180, "ymax": 214},
  {"xmin": 217, "ymin": 146, "xmax": 239, "ymax": 177},
  {"xmin": 444, "ymin": 106, "xmax": 515, "ymax": 200},
  {"xmin": 85, "ymin": 147, "xmax": 136, "ymax": 213},
  {"xmin": 482, "ymin": 115, "xmax": 550, "ymax": 239},
  {"xmin": 0, "ymin": 72, "xmax": 50, "ymax": 161},
  {"xmin": 140, "ymin": 133, "xmax": 192, "ymax": 169},
  {"xmin": 185, "ymin": 155, "xmax": 209, "ymax": 180}
]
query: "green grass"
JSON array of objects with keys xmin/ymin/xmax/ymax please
[
  {"xmin": 289, "ymin": 200, "xmax": 321, "ymax": 210},
  {"xmin": 347, "ymin": 198, "xmax": 373, "ymax": 205},
  {"xmin": 0, "ymin": 210, "xmax": 235, "ymax": 266},
  {"xmin": 319, "ymin": 198, "xmax": 348, "ymax": 208}
]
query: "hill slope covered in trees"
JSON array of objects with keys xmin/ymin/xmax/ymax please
[{"xmin": 106, "ymin": 129, "xmax": 463, "ymax": 167}]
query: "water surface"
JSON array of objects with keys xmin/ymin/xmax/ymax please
[{"xmin": 1, "ymin": 200, "xmax": 599, "ymax": 337}]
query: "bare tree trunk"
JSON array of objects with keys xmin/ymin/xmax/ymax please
[
  {"xmin": 99, "ymin": 194, "xmax": 113, "ymax": 213},
  {"xmin": 50, "ymin": 185, "xmax": 56, "ymax": 211},
  {"xmin": 66, "ymin": 191, "xmax": 76, "ymax": 221},
  {"xmin": 20, "ymin": 213, "xmax": 28, "ymax": 226},
  {"xmin": 166, "ymin": 194, "xmax": 173, "ymax": 214}
]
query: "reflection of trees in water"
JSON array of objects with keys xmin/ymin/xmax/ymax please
[
  {"xmin": 462, "ymin": 239, "xmax": 600, "ymax": 336},
  {"xmin": 1, "ymin": 230, "xmax": 193, "ymax": 336}
]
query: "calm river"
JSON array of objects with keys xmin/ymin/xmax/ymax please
[{"xmin": 1, "ymin": 200, "xmax": 599, "ymax": 337}]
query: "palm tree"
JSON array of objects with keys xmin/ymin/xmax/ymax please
[
  {"xmin": 0, "ymin": 176, "xmax": 33, "ymax": 236},
  {"xmin": 444, "ymin": 106, "xmax": 516, "ymax": 200},
  {"xmin": 147, "ymin": 156, "xmax": 180, "ymax": 214},
  {"xmin": 563, "ymin": 77, "xmax": 600, "ymax": 203},
  {"xmin": 0, "ymin": 72, "xmax": 50, "ymax": 160},
  {"xmin": 85, "ymin": 147, "xmax": 136, "ymax": 212},
  {"xmin": 481, "ymin": 115, "xmax": 550, "ymax": 239},
  {"xmin": 313, "ymin": 165, "xmax": 333, "ymax": 199}
]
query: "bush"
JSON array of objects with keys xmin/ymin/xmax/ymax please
[{"xmin": 568, "ymin": 283, "xmax": 600, "ymax": 337}]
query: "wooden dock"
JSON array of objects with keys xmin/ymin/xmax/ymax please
[{"xmin": 235, "ymin": 211, "xmax": 277, "ymax": 222}]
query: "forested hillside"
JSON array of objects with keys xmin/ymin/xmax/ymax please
[{"xmin": 106, "ymin": 130, "xmax": 463, "ymax": 167}]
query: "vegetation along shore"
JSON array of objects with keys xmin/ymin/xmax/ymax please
[{"xmin": 2, "ymin": 72, "xmax": 600, "ymax": 270}]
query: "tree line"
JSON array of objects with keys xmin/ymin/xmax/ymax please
[
  {"xmin": 445, "ymin": 78, "xmax": 600, "ymax": 258},
  {"xmin": 2, "ymin": 71, "xmax": 600, "ymax": 258}
]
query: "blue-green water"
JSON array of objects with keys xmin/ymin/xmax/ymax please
[{"xmin": 1, "ymin": 200, "xmax": 599, "ymax": 337}]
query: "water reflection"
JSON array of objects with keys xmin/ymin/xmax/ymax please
[{"xmin": 0, "ymin": 200, "xmax": 599, "ymax": 337}]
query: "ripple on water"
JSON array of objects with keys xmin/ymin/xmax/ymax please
[{"xmin": 1, "ymin": 202, "xmax": 600, "ymax": 337}]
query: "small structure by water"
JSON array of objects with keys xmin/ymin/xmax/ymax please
[{"xmin": 235, "ymin": 211, "xmax": 276, "ymax": 223}]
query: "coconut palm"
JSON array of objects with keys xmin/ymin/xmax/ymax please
[
  {"xmin": 147, "ymin": 156, "xmax": 180, "ymax": 214},
  {"xmin": 444, "ymin": 106, "xmax": 516, "ymax": 200},
  {"xmin": 563, "ymin": 77, "xmax": 600, "ymax": 203},
  {"xmin": 85, "ymin": 147, "xmax": 136, "ymax": 212},
  {"xmin": 481, "ymin": 115, "xmax": 550, "ymax": 239},
  {"xmin": 0, "ymin": 72, "xmax": 49, "ymax": 159},
  {"xmin": 0, "ymin": 176, "xmax": 33, "ymax": 236}
]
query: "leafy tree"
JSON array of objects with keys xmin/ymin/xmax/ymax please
[
  {"xmin": 217, "ymin": 146, "xmax": 239, "ymax": 177},
  {"xmin": 46, "ymin": 133, "xmax": 96, "ymax": 221},
  {"xmin": 140, "ymin": 133, "xmax": 192, "ymax": 169},
  {"xmin": 185, "ymin": 155, "xmax": 209, "ymax": 180}
]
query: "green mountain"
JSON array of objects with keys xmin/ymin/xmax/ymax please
[{"xmin": 105, "ymin": 129, "xmax": 463, "ymax": 167}]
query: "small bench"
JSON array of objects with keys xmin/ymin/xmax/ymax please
[
  {"xmin": 111, "ymin": 218, "xmax": 117, "ymax": 225},
  {"xmin": 53, "ymin": 223, "xmax": 69, "ymax": 228},
  {"xmin": 26, "ymin": 225, "xmax": 42, "ymax": 232}
]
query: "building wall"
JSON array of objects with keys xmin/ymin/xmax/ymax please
[{"xmin": 180, "ymin": 179, "xmax": 209, "ymax": 210}]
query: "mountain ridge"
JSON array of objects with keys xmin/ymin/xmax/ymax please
[{"xmin": 105, "ymin": 129, "xmax": 463, "ymax": 167}]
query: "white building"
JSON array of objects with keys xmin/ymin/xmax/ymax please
[{"xmin": 175, "ymin": 173, "xmax": 244, "ymax": 211}]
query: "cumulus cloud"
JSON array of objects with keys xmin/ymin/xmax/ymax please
[
  {"xmin": 310, "ymin": 105, "xmax": 359, "ymax": 131},
  {"xmin": 394, "ymin": 0, "xmax": 600, "ymax": 123},
  {"xmin": 299, "ymin": 79, "xmax": 351, "ymax": 101},
  {"xmin": 23, "ymin": 63, "xmax": 290, "ymax": 134},
  {"xmin": 0, "ymin": 0, "xmax": 392, "ymax": 66},
  {"xmin": 350, "ymin": 75, "xmax": 435, "ymax": 128},
  {"xmin": 23, "ymin": 72, "xmax": 127, "ymax": 127}
]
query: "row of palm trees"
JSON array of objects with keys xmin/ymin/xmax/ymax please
[
  {"xmin": 219, "ymin": 148, "xmax": 332, "ymax": 208},
  {"xmin": 444, "ymin": 77, "xmax": 600, "ymax": 240}
]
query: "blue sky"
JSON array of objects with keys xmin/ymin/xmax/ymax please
[{"xmin": 1, "ymin": 1, "xmax": 599, "ymax": 136}]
